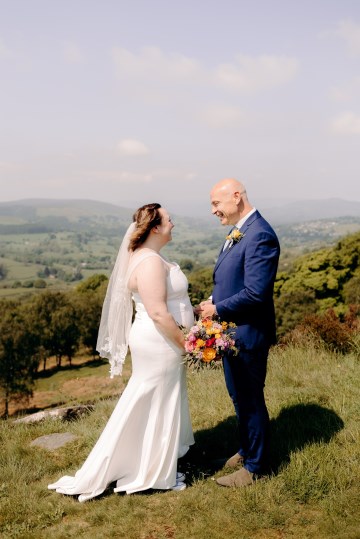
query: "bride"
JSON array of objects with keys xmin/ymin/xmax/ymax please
[{"xmin": 48, "ymin": 203, "xmax": 195, "ymax": 501}]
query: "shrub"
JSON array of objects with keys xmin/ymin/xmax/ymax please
[
  {"xmin": 285, "ymin": 307, "xmax": 359, "ymax": 354},
  {"xmin": 34, "ymin": 279, "xmax": 47, "ymax": 289}
]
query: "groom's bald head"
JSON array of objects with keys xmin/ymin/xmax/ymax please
[
  {"xmin": 211, "ymin": 178, "xmax": 248, "ymax": 200},
  {"xmin": 210, "ymin": 178, "xmax": 253, "ymax": 225}
]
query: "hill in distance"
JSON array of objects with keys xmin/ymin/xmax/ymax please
[{"xmin": 0, "ymin": 197, "xmax": 359, "ymax": 227}]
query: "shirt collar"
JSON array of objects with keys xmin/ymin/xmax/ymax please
[{"xmin": 235, "ymin": 207, "xmax": 256, "ymax": 229}]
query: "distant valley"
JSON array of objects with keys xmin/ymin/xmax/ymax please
[{"xmin": 0, "ymin": 198, "xmax": 359, "ymax": 299}]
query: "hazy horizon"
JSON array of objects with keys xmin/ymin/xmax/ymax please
[
  {"xmin": 1, "ymin": 194, "xmax": 359, "ymax": 221},
  {"xmin": 1, "ymin": 1, "xmax": 360, "ymax": 211}
]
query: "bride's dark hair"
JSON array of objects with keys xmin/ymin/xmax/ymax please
[{"xmin": 128, "ymin": 203, "xmax": 162, "ymax": 251}]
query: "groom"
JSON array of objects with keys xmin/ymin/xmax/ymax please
[{"xmin": 200, "ymin": 178, "xmax": 280, "ymax": 487}]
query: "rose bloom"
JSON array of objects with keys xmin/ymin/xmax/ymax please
[
  {"xmin": 185, "ymin": 341, "xmax": 195, "ymax": 352},
  {"xmin": 202, "ymin": 348, "xmax": 217, "ymax": 362},
  {"xmin": 196, "ymin": 339, "xmax": 206, "ymax": 348}
]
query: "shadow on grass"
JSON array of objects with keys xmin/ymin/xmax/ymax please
[
  {"xmin": 179, "ymin": 402, "xmax": 344, "ymax": 482},
  {"xmin": 35, "ymin": 357, "xmax": 107, "ymax": 379},
  {"xmin": 269, "ymin": 402, "xmax": 344, "ymax": 474}
]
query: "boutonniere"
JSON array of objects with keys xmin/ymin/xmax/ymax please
[{"xmin": 226, "ymin": 228, "xmax": 245, "ymax": 248}]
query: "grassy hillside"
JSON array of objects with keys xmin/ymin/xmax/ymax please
[{"xmin": 0, "ymin": 342, "xmax": 359, "ymax": 538}]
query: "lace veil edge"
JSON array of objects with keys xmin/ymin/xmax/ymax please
[{"xmin": 96, "ymin": 222, "xmax": 160, "ymax": 378}]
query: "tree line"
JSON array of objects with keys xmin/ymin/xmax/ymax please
[
  {"xmin": 0, "ymin": 275, "xmax": 107, "ymax": 418},
  {"xmin": 1, "ymin": 232, "xmax": 359, "ymax": 418}
]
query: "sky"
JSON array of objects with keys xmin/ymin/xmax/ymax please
[{"xmin": 1, "ymin": 0, "xmax": 360, "ymax": 216}]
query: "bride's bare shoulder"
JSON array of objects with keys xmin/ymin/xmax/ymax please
[
  {"xmin": 129, "ymin": 249, "xmax": 166, "ymax": 273},
  {"xmin": 128, "ymin": 249, "xmax": 167, "ymax": 290}
]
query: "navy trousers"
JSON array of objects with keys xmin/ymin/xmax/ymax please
[{"xmin": 222, "ymin": 348, "xmax": 270, "ymax": 475}]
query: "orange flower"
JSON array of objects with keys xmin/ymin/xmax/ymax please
[
  {"xmin": 196, "ymin": 339, "xmax": 206, "ymax": 348},
  {"xmin": 202, "ymin": 348, "xmax": 217, "ymax": 362},
  {"xmin": 202, "ymin": 319, "xmax": 213, "ymax": 328}
]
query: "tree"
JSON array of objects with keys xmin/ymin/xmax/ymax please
[
  {"xmin": 275, "ymin": 231, "xmax": 360, "ymax": 333},
  {"xmin": 0, "ymin": 301, "xmax": 39, "ymax": 418},
  {"xmin": 187, "ymin": 267, "xmax": 213, "ymax": 305},
  {"xmin": 75, "ymin": 275, "xmax": 108, "ymax": 357},
  {"xmin": 76, "ymin": 273, "xmax": 108, "ymax": 293},
  {"xmin": 179, "ymin": 259, "xmax": 195, "ymax": 272},
  {"xmin": 74, "ymin": 291, "xmax": 104, "ymax": 357},
  {"xmin": 275, "ymin": 289, "xmax": 317, "ymax": 337},
  {"xmin": 34, "ymin": 279, "xmax": 47, "ymax": 289},
  {"xmin": 343, "ymin": 269, "xmax": 360, "ymax": 306},
  {"xmin": 50, "ymin": 303, "xmax": 81, "ymax": 366},
  {"xmin": 29, "ymin": 291, "xmax": 81, "ymax": 370},
  {"xmin": 0, "ymin": 263, "xmax": 8, "ymax": 280}
]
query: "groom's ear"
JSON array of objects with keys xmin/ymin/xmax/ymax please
[{"xmin": 233, "ymin": 191, "xmax": 241, "ymax": 204}]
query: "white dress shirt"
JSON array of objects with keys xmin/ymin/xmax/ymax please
[{"xmin": 223, "ymin": 207, "xmax": 256, "ymax": 250}]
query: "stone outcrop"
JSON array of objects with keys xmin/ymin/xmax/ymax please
[
  {"xmin": 13, "ymin": 404, "xmax": 94, "ymax": 424},
  {"xmin": 30, "ymin": 432, "xmax": 78, "ymax": 450}
]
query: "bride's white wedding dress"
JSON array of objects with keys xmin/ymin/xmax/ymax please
[{"xmin": 48, "ymin": 255, "xmax": 194, "ymax": 502}]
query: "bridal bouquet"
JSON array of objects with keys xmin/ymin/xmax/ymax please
[{"xmin": 183, "ymin": 318, "xmax": 238, "ymax": 369}]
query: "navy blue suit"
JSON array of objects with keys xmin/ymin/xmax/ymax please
[{"xmin": 212, "ymin": 210, "xmax": 280, "ymax": 474}]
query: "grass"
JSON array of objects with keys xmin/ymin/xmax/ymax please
[
  {"xmin": 3, "ymin": 356, "xmax": 128, "ymax": 417},
  {"xmin": 0, "ymin": 343, "xmax": 359, "ymax": 539}
]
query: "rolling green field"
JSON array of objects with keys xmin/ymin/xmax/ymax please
[{"xmin": 1, "ymin": 199, "xmax": 360, "ymax": 300}]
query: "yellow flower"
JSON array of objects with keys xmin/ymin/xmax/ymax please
[
  {"xmin": 215, "ymin": 333, "xmax": 221, "ymax": 339},
  {"xmin": 203, "ymin": 348, "xmax": 217, "ymax": 362},
  {"xmin": 196, "ymin": 339, "xmax": 206, "ymax": 348},
  {"xmin": 226, "ymin": 229, "xmax": 245, "ymax": 244}
]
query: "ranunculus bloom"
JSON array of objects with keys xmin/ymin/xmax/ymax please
[
  {"xmin": 185, "ymin": 341, "xmax": 195, "ymax": 352},
  {"xmin": 202, "ymin": 348, "xmax": 217, "ymax": 362}
]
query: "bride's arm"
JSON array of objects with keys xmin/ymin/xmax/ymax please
[{"xmin": 134, "ymin": 256, "xmax": 185, "ymax": 350}]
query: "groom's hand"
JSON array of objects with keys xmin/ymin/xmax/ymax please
[{"xmin": 199, "ymin": 300, "xmax": 216, "ymax": 318}]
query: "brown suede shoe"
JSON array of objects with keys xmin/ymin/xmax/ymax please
[
  {"xmin": 216, "ymin": 467, "xmax": 254, "ymax": 487},
  {"xmin": 225, "ymin": 453, "xmax": 244, "ymax": 468}
]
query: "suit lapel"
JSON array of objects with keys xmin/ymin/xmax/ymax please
[
  {"xmin": 214, "ymin": 243, "xmax": 231, "ymax": 272},
  {"xmin": 214, "ymin": 211, "xmax": 261, "ymax": 273}
]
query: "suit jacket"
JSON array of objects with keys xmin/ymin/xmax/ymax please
[{"xmin": 212, "ymin": 210, "xmax": 280, "ymax": 351}]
